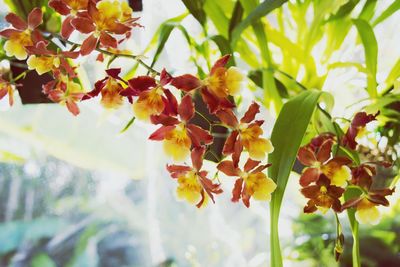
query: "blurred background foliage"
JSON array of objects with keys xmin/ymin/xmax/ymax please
[{"xmin": 0, "ymin": 0, "xmax": 399, "ymax": 266}]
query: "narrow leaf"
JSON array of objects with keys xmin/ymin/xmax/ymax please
[
  {"xmin": 353, "ymin": 18, "xmax": 378, "ymax": 98},
  {"xmin": 372, "ymin": 0, "xmax": 400, "ymax": 26},
  {"xmin": 120, "ymin": 117, "xmax": 136, "ymax": 134}
]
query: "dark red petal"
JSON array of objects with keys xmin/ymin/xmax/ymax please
[
  {"xmin": 297, "ymin": 147, "xmax": 318, "ymax": 166},
  {"xmin": 201, "ymin": 88, "xmax": 219, "ymax": 114},
  {"xmin": 328, "ymin": 186, "xmax": 345, "ymax": 199},
  {"xmin": 0, "ymin": 29, "xmax": 21, "ymax": 38},
  {"xmin": 222, "ymin": 131, "xmax": 238, "ymax": 155},
  {"xmin": 232, "ymin": 137, "xmax": 243, "ymax": 167},
  {"xmin": 110, "ymin": 22, "xmax": 131, "ymax": 34},
  {"xmin": 81, "ymin": 78, "xmax": 106, "ymax": 100},
  {"xmin": 332, "ymin": 198, "xmax": 342, "ymax": 212},
  {"xmin": 352, "ymin": 111, "xmax": 379, "ymax": 127},
  {"xmin": 196, "ymin": 190, "xmax": 207, "ymax": 208},
  {"xmin": 231, "ymin": 178, "xmax": 243, "ymax": 202},
  {"xmin": 99, "ymin": 32, "xmax": 117, "ymax": 48},
  {"xmin": 171, "ymin": 74, "xmax": 201, "ymax": 92},
  {"xmin": 240, "ymin": 102, "xmax": 260, "ymax": 123},
  {"xmin": 316, "ymin": 139, "xmax": 333, "ymax": 163},
  {"xmin": 187, "ymin": 124, "xmax": 213, "ymax": 145},
  {"xmin": 217, "ymin": 161, "xmax": 240, "ymax": 176},
  {"xmin": 243, "ymin": 158, "xmax": 260, "ymax": 173},
  {"xmin": 368, "ymin": 195, "xmax": 389, "ymax": 206},
  {"xmin": 71, "ymin": 17, "xmax": 95, "ymax": 33},
  {"xmin": 61, "ymin": 51, "xmax": 80, "ymax": 59},
  {"xmin": 300, "ymin": 185, "xmax": 320, "ymax": 198},
  {"xmin": 66, "ymin": 100, "xmax": 80, "ymax": 116},
  {"xmin": 28, "ymin": 7, "xmax": 43, "ymax": 29},
  {"xmin": 299, "ymin": 168, "xmax": 320, "ymax": 187},
  {"xmin": 160, "ymin": 68, "xmax": 172, "ymax": 86},
  {"xmin": 128, "ymin": 76, "xmax": 156, "ymax": 91},
  {"xmin": 304, "ymin": 200, "xmax": 317, "ymax": 213},
  {"xmin": 216, "ymin": 109, "xmax": 239, "ymax": 128},
  {"xmin": 178, "ymin": 94, "xmax": 194, "ymax": 122},
  {"xmin": 166, "ymin": 164, "xmax": 191, "ymax": 178},
  {"xmin": 241, "ymin": 186, "xmax": 251, "ymax": 208},
  {"xmin": 210, "ymin": 54, "xmax": 230, "ymax": 75},
  {"xmin": 251, "ymin": 164, "xmax": 272, "ymax": 174},
  {"xmin": 148, "ymin": 125, "xmax": 175, "ymax": 140},
  {"xmin": 61, "ymin": 16, "xmax": 75, "ymax": 38},
  {"xmin": 163, "ymin": 89, "xmax": 178, "ymax": 116},
  {"xmin": 191, "ymin": 146, "xmax": 205, "ymax": 171},
  {"xmin": 49, "ymin": 0, "xmax": 71, "ymax": 15},
  {"xmin": 80, "ymin": 34, "xmax": 98, "ymax": 55},
  {"xmin": 150, "ymin": 114, "xmax": 179, "ymax": 126},
  {"xmin": 341, "ymin": 197, "xmax": 363, "ymax": 210},
  {"xmin": 5, "ymin": 13, "xmax": 27, "ymax": 30},
  {"xmin": 105, "ymin": 68, "xmax": 121, "ymax": 78},
  {"xmin": 326, "ymin": 156, "xmax": 352, "ymax": 166}
]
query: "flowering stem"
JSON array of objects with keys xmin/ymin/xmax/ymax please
[
  {"xmin": 270, "ymin": 201, "xmax": 283, "ymax": 267},
  {"xmin": 351, "ymin": 221, "xmax": 361, "ymax": 267},
  {"xmin": 48, "ymin": 33, "xmax": 160, "ymax": 76}
]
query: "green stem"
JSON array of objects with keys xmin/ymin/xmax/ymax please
[
  {"xmin": 270, "ymin": 201, "xmax": 283, "ymax": 267},
  {"xmin": 48, "ymin": 33, "xmax": 160, "ymax": 76},
  {"xmin": 351, "ymin": 222, "xmax": 361, "ymax": 267}
]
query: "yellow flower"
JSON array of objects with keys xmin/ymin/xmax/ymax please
[
  {"xmin": 355, "ymin": 198, "xmax": 381, "ymax": 225},
  {"xmin": 65, "ymin": 0, "xmax": 88, "ymax": 11},
  {"xmin": 176, "ymin": 171, "xmax": 205, "ymax": 205},
  {"xmin": 163, "ymin": 124, "xmax": 191, "ymax": 161},
  {"xmin": 27, "ymin": 55, "xmax": 60, "ymax": 75},
  {"xmin": 133, "ymin": 87, "xmax": 165, "ymax": 120},
  {"xmin": 100, "ymin": 78, "xmax": 123, "ymax": 109},
  {"xmin": 95, "ymin": 0, "xmax": 132, "ymax": 30},
  {"xmin": 244, "ymin": 172, "xmax": 276, "ymax": 201},
  {"xmin": 4, "ymin": 31, "xmax": 32, "ymax": 60},
  {"xmin": 206, "ymin": 66, "xmax": 244, "ymax": 98},
  {"xmin": 321, "ymin": 163, "xmax": 352, "ymax": 187},
  {"xmin": 239, "ymin": 123, "xmax": 274, "ymax": 160}
]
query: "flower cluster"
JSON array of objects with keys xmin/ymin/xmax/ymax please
[
  {"xmin": 297, "ymin": 112, "xmax": 395, "ymax": 225},
  {"xmin": 0, "ymin": 4, "xmax": 276, "ymax": 208}
]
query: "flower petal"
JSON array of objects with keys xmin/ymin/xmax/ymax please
[
  {"xmin": 187, "ymin": 124, "xmax": 213, "ymax": 145},
  {"xmin": 149, "ymin": 125, "xmax": 175, "ymax": 140},
  {"xmin": 231, "ymin": 178, "xmax": 243, "ymax": 202},
  {"xmin": 217, "ymin": 161, "xmax": 240, "ymax": 176},
  {"xmin": 178, "ymin": 94, "xmax": 194, "ymax": 122},
  {"xmin": 49, "ymin": 0, "xmax": 71, "ymax": 15},
  {"xmin": 171, "ymin": 74, "xmax": 202, "ymax": 92},
  {"xmin": 210, "ymin": 54, "xmax": 230, "ymax": 75},
  {"xmin": 71, "ymin": 17, "xmax": 95, "ymax": 33},
  {"xmin": 128, "ymin": 76, "xmax": 156, "ymax": 92},
  {"xmin": 5, "ymin": 13, "xmax": 27, "ymax": 30},
  {"xmin": 28, "ymin": 7, "xmax": 43, "ymax": 29},
  {"xmin": 299, "ymin": 167, "xmax": 320, "ymax": 186},
  {"xmin": 216, "ymin": 109, "xmax": 238, "ymax": 128},
  {"xmin": 191, "ymin": 146, "xmax": 205, "ymax": 171},
  {"xmin": 297, "ymin": 146, "xmax": 318, "ymax": 166},
  {"xmin": 240, "ymin": 102, "xmax": 260, "ymax": 123},
  {"xmin": 80, "ymin": 34, "xmax": 98, "ymax": 55}
]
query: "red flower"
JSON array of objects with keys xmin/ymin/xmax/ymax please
[
  {"xmin": 167, "ymin": 146, "xmax": 223, "ymax": 208},
  {"xmin": 297, "ymin": 136, "xmax": 352, "ymax": 187},
  {"xmin": 170, "ymin": 55, "xmax": 243, "ymax": 113},
  {"xmin": 49, "ymin": 0, "xmax": 91, "ymax": 38},
  {"xmin": 216, "ymin": 102, "xmax": 274, "ymax": 162},
  {"xmin": 342, "ymin": 111, "xmax": 379, "ymax": 150},
  {"xmin": 82, "ymin": 68, "xmax": 125, "ymax": 109},
  {"xmin": 70, "ymin": 0, "xmax": 141, "ymax": 55},
  {"xmin": 0, "ymin": 8, "xmax": 45, "ymax": 60},
  {"xmin": 217, "ymin": 158, "xmax": 275, "ymax": 207},
  {"xmin": 149, "ymin": 94, "xmax": 213, "ymax": 161},
  {"xmin": 301, "ymin": 174, "xmax": 345, "ymax": 213}
]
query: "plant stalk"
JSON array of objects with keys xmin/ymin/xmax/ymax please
[
  {"xmin": 270, "ymin": 201, "xmax": 283, "ymax": 267},
  {"xmin": 351, "ymin": 221, "xmax": 361, "ymax": 267}
]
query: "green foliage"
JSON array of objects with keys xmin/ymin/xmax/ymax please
[
  {"xmin": 268, "ymin": 90, "xmax": 324, "ymax": 267},
  {"xmin": 31, "ymin": 253, "xmax": 57, "ymax": 267}
]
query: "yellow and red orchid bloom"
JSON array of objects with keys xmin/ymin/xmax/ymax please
[
  {"xmin": 167, "ymin": 146, "xmax": 223, "ymax": 208},
  {"xmin": 342, "ymin": 111, "xmax": 379, "ymax": 150},
  {"xmin": 25, "ymin": 41, "xmax": 80, "ymax": 75},
  {"xmin": 301, "ymin": 174, "xmax": 345, "ymax": 214},
  {"xmin": 170, "ymin": 55, "xmax": 242, "ymax": 113},
  {"xmin": 49, "ymin": 0, "xmax": 91, "ymax": 38},
  {"xmin": 82, "ymin": 68, "xmax": 125, "ymax": 109},
  {"xmin": 297, "ymin": 135, "xmax": 352, "ymax": 187},
  {"xmin": 341, "ymin": 163, "xmax": 395, "ymax": 224},
  {"xmin": 121, "ymin": 69, "xmax": 175, "ymax": 120},
  {"xmin": 216, "ymin": 102, "xmax": 274, "ymax": 161},
  {"xmin": 69, "ymin": 0, "xmax": 140, "ymax": 55},
  {"xmin": 217, "ymin": 158, "xmax": 276, "ymax": 207},
  {"xmin": 149, "ymin": 94, "xmax": 213, "ymax": 161},
  {"xmin": 43, "ymin": 72, "xmax": 84, "ymax": 116},
  {"xmin": 0, "ymin": 77, "xmax": 15, "ymax": 106},
  {"xmin": 0, "ymin": 8, "xmax": 45, "ymax": 60}
]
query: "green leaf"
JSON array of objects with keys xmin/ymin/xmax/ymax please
[
  {"xmin": 268, "ymin": 90, "xmax": 323, "ymax": 267},
  {"xmin": 231, "ymin": 0, "xmax": 288, "ymax": 47},
  {"xmin": 327, "ymin": 0, "xmax": 361, "ymax": 21},
  {"xmin": 181, "ymin": 0, "xmax": 206, "ymax": 26},
  {"xmin": 119, "ymin": 117, "xmax": 136, "ymax": 134},
  {"xmin": 358, "ymin": 0, "xmax": 377, "ymax": 21},
  {"xmin": 31, "ymin": 253, "xmax": 56, "ymax": 267},
  {"xmin": 203, "ymin": 0, "xmax": 230, "ymax": 37},
  {"xmin": 228, "ymin": 1, "xmax": 244, "ymax": 38},
  {"xmin": 353, "ymin": 18, "xmax": 378, "ymax": 98},
  {"xmin": 208, "ymin": 35, "xmax": 235, "ymax": 65},
  {"xmin": 372, "ymin": 0, "xmax": 400, "ymax": 26}
]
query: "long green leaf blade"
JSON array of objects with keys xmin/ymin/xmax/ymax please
[
  {"xmin": 353, "ymin": 18, "xmax": 378, "ymax": 98},
  {"xmin": 372, "ymin": 0, "xmax": 400, "ymax": 27},
  {"xmin": 231, "ymin": 0, "xmax": 288, "ymax": 47},
  {"xmin": 268, "ymin": 90, "xmax": 323, "ymax": 267}
]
